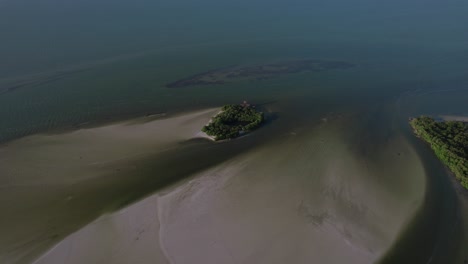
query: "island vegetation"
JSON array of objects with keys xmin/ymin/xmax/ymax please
[
  {"xmin": 202, "ymin": 103, "xmax": 264, "ymax": 140},
  {"xmin": 410, "ymin": 116, "xmax": 468, "ymax": 189}
]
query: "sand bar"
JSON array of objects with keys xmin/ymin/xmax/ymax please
[
  {"xmin": 0, "ymin": 108, "xmax": 219, "ymax": 263},
  {"xmin": 34, "ymin": 116, "xmax": 426, "ymax": 264}
]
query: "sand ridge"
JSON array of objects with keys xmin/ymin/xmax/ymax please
[
  {"xmin": 0, "ymin": 108, "xmax": 220, "ymax": 263},
  {"xmin": 33, "ymin": 116, "xmax": 426, "ymax": 264}
]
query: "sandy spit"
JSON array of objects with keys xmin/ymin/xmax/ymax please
[
  {"xmin": 438, "ymin": 115, "xmax": 468, "ymax": 122},
  {"xmin": 0, "ymin": 108, "xmax": 219, "ymax": 264},
  {"xmin": 34, "ymin": 116, "xmax": 426, "ymax": 264}
]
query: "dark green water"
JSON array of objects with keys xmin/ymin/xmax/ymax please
[
  {"xmin": 1, "ymin": 0, "xmax": 468, "ymax": 262},
  {"xmin": 1, "ymin": 0, "xmax": 468, "ymax": 142}
]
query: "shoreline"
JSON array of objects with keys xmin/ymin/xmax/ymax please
[
  {"xmin": 0, "ymin": 108, "xmax": 221, "ymax": 264},
  {"xmin": 0, "ymin": 107, "xmax": 222, "ymax": 146},
  {"xmin": 438, "ymin": 115, "xmax": 468, "ymax": 122},
  {"xmin": 194, "ymin": 131, "xmax": 216, "ymax": 141},
  {"xmin": 193, "ymin": 110, "xmax": 223, "ymax": 141},
  {"xmin": 31, "ymin": 115, "xmax": 426, "ymax": 264},
  {"xmin": 409, "ymin": 116, "xmax": 468, "ymax": 190}
]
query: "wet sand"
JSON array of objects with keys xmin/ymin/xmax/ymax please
[
  {"xmin": 0, "ymin": 108, "xmax": 220, "ymax": 263},
  {"xmin": 32, "ymin": 115, "xmax": 426, "ymax": 264},
  {"xmin": 439, "ymin": 115, "xmax": 468, "ymax": 122},
  {"xmin": 34, "ymin": 194, "xmax": 170, "ymax": 264}
]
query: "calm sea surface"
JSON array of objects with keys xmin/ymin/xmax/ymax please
[{"xmin": 1, "ymin": 0, "xmax": 467, "ymax": 262}]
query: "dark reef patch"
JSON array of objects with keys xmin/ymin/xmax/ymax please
[{"xmin": 166, "ymin": 59, "xmax": 354, "ymax": 88}]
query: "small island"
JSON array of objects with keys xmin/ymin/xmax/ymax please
[
  {"xmin": 202, "ymin": 102, "xmax": 264, "ymax": 141},
  {"xmin": 410, "ymin": 116, "xmax": 468, "ymax": 189}
]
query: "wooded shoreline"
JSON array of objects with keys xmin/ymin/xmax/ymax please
[{"xmin": 410, "ymin": 116, "xmax": 468, "ymax": 189}]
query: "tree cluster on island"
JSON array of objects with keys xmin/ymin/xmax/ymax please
[
  {"xmin": 410, "ymin": 116, "xmax": 468, "ymax": 189},
  {"xmin": 202, "ymin": 104, "xmax": 264, "ymax": 140}
]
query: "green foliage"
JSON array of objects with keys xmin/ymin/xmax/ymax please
[
  {"xmin": 410, "ymin": 116, "xmax": 468, "ymax": 189},
  {"xmin": 202, "ymin": 104, "xmax": 264, "ymax": 140}
]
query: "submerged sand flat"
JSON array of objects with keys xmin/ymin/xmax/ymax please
[
  {"xmin": 439, "ymin": 115, "xmax": 468, "ymax": 122},
  {"xmin": 34, "ymin": 117, "xmax": 426, "ymax": 264},
  {"xmin": 0, "ymin": 109, "xmax": 219, "ymax": 263}
]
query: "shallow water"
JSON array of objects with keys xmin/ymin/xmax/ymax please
[
  {"xmin": 30, "ymin": 111, "xmax": 427, "ymax": 264},
  {"xmin": 1, "ymin": 0, "xmax": 468, "ymax": 263}
]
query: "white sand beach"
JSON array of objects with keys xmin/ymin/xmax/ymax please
[{"xmin": 31, "ymin": 116, "xmax": 426, "ymax": 264}]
